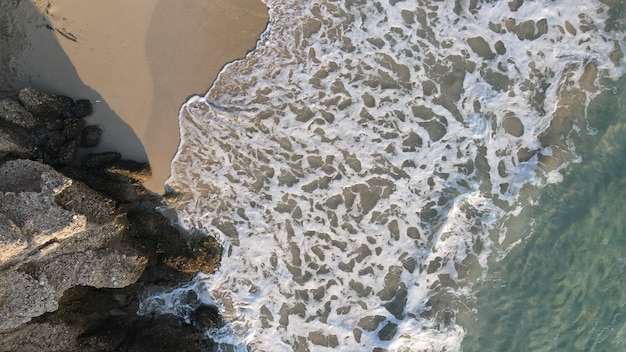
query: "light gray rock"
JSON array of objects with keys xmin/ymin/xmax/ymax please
[
  {"xmin": 41, "ymin": 249, "xmax": 147, "ymax": 295},
  {"xmin": 0, "ymin": 213, "xmax": 26, "ymax": 264},
  {"xmin": 0, "ymin": 160, "xmax": 85, "ymax": 253},
  {"xmin": 0, "ymin": 271, "xmax": 58, "ymax": 331},
  {"xmin": 0, "ymin": 158, "xmax": 58, "ymax": 192},
  {"xmin": 0, "ymin": 159, "xmax": 147, "ymax": 332}
]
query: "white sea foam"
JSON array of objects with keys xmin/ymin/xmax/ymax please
[{"xmin": 145, "ymin": 1, "xmax": 624, "ymax": 351}]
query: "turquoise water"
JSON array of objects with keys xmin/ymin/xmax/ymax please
[{"xmin": 462, "ymin": 79, "xmax": 626, "ymax": 351}]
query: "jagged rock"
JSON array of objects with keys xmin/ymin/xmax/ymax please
[
  {"xmin": 0, "ymin": 270, "xmax": 58, "ymax": 331},
  {"xmin": 81, "ymin": 152, "xmax": 121, "ymax": 169},
  {"xmin": 0, "ymin": 89, "xmax": 219, "ymax": 350},
  {"xmin": 0, "ymin": 320, "xmax": 78, "ymax": 352},
  {"xmin": 0, "ymin": 159, "xmax": 147, "ymax": 332},
  {"xmin": 0, "ymin": 97, "xmax": 42, "ymax": 129},
  {"xmin": 0, "ymin": 189, "xmax": 82, "ymax": 248},
  {"xmin": 79, "ymin": 125, "xmax": 103, "ymax": 148},
  {"xmin": 0, "ymin": 285, "xmax": 213, "ymax": 352}
]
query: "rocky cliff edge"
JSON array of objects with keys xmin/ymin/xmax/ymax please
[{"xmin": 0, "ymin": 88, "xmax": 221, "ymax": 351}]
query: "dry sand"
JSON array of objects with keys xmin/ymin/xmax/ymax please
[{"xmin": 4, "ymin": 0, "xmax": 268, "ymax": 193}]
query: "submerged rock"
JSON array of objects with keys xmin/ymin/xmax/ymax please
[
  {"xmin": 71, "ymin": 99, "xmax": 93, "ymax": 118},
  {"xmin": 79, "ymin": 125, "xmax": 103, "ymax": 148}
]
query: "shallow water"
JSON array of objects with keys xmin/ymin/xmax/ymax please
[
  {"xmin": 139, "ymin": 1, "xmax": 625, "ymax": 351},
  {"xmin": 461, "ymin": 78, "xmax": 626, "ymax": 351}
]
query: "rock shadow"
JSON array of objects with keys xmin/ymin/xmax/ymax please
[{"xmin": 0, "ymin": 0, "xmax": 147, "ymax": 164}]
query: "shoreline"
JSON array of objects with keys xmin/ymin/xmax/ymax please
[{"xmin": 8, "ymin": 0, "xmax": 269, "ymax": 193}]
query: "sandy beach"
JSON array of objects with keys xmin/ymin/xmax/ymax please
[{"xmin": 2, "ymin": 0, "xmax": 268, "ymax": 192}]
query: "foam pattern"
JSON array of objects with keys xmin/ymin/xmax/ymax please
[{"xmin": 155, "ymin": 1, "xmax": 623, "ymax": 350}]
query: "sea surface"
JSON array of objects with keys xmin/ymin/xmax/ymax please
[{"xmin": 138, "ymin": 1, "xmax": 625, "ymax": 351}]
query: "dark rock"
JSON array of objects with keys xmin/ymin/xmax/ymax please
[
  {"xmin": 63, "ymin": 118, "xmax": 86, "ymax": 139},
  {"xmin": 0, "ymin": 97, "xmax": 42, "ymax": 129},
  {"xmin": 18, "ymin": 87, "xmax": 75, "ymax": 119},
  {"xmin": 61, "ymin": 168, "xmax": 147, "ymax": 204},
  {"xmin": 81, "ymin": 152, "xmax": 122, "ymax": 169},
  {"xmin": 46, "ymin": 118, "xmax": 66, "ymax": 131},
  {"xmin": 78, "ymin": 314, "xmax": 214, "ymax": 352},
  {"xmin": 45, "ymin": 131, "xmax": 67, "ymax": 153},
  {"xmin": 71, "ymin": 99, "xmax": 93, "ymax": 118},
  {"xmin": 79, "ymin": 125, "xmax": 103, "ymax": 148},
  {"xmin": 84, "ymin": 173, "xmax": 145, "ymax": 204},
  {"xmin": 190, "ymin": 305, "xmax": 221, "ymax": 330},
  {"xmin": 377, "ymin": 322, "xmax": 398, "ymax": 341},
  {"xmin": 57, "ymin": 139, "xmax": 77, "ymax": 165},
  {"xmin": 105, "ymin": 160, "xmax": 152, "ymax": 182},
  {"xmin": 0, "ymin": 282, "xmax": 215, "ymax": 352},
  {"xmin": 18, "ymin": 87, "xmax": 51, "ymax": 111}
]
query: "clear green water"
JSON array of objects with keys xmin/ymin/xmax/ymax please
[{"xmin": 462, "ymin": 76, "xmax": 626, "ymax": 351}]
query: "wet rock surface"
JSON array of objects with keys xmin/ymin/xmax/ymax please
[
  {"xmin": 0, "ymin": 88, "xmax": 221, "ymax": 351},
  {"xmin": 79, "ymin": 125, "xmax": 103, "ymax": 148}
]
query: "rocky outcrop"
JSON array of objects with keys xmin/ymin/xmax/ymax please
[{"xmin": 0, "ymin": 88, "xmax": 221, "ymax": 351}]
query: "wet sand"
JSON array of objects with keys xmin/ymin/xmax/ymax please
[{"xmin": 7, "ymin": 0, "xmax": 268, "ymax": 193}]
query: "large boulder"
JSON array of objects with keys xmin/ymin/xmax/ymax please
[{"xmin": 0, "ymin": 159, "xmax": 147, "ymax": 331}]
